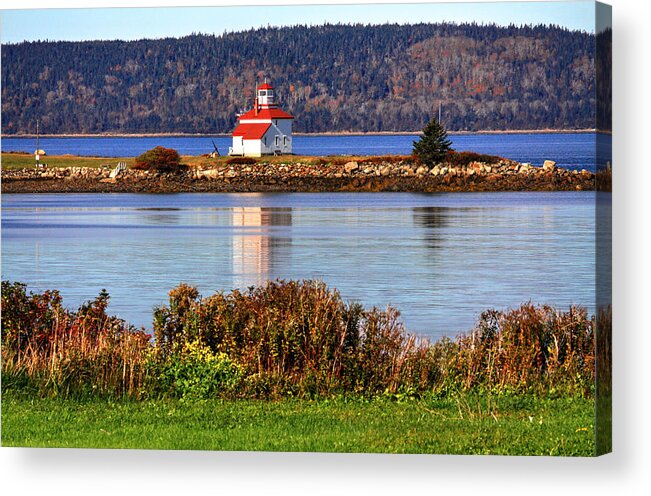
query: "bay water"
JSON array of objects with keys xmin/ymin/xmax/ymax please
[{"xmin": 1, "ymin": 191, "xmax": 596, "ymax": 340}]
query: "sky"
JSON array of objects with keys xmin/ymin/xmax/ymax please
[{"xmin": 0, "ymin": 0, "xmax": 597, "ymax": 43}]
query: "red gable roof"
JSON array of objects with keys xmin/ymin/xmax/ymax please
[
  {"xmin": 232, "ymin": 122, "xmax": 271, "ymax": 140},
  {"xmin": 257, "ymin": 83, "xmax": 274, "ymax": 90},
  {"xmin": 238, "ymin": 107, "xmax": 294, "ymax": 120}
]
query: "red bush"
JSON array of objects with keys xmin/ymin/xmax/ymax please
[{"xmin": 132, "ymin": 146, "xmax": 183, "ymax": 172}]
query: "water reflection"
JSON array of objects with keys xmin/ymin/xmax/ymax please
[
  {"xmin": 412, "ymin": 206, "xmax": 449, "ymax": 251},
  {"xmin": 231, "ymin": 207, "xmax": 292, "ymax": 288}
]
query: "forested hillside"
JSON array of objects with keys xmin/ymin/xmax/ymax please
[{"xmin": 1, "ymin": 23, "xmax": 596, "ymax": 134}]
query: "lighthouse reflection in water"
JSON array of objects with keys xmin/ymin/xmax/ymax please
[{"xmin": 231, "ymin": 204, "xmax": 292, "ymax": 289}]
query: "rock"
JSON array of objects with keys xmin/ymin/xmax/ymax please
[
  {"xmin": 542, "ymin": 160, "xmax": 556, "ymax": 172},
  {"xmin": 344, "ymin": 161, "xmax": 359, "ymax": 173},
  {"xmin": 415, "ymin": 166, "xmax": 428, "ymax": 176},
  {"xmin": 430, "ymin": 166, "xmax": 441, "ymax": 176},
  {"xmin": 380, "ymin": 166, "xmax": 392, "ymax": 176},
  {"xmin": 197, "ymin": 169, "xmax": 220, "ymax": 179},
  {"xmin": 440, "ymin": 167, "xmax": 448, "ymax": 175}
]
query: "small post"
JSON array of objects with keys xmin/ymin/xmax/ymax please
[{"xmin": 35, "ymin": 118, "xmax": 40, "ymax": 168}]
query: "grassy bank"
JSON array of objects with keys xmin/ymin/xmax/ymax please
[
  {"xmin": 1, "ymin": 152, "xmax": 369, "ymax": 171},
  {"xmin": 1, "ymin": 394, "xmax": 594, "ymax": 455},
  {"xmin": 1, "ymin": 152, "xmax": 136, "ymax": 171},
  {"xmin": 1, "ymin": 280, "xmax": 608, "ymax": 454},
  {"xmin": 2, "ymin": 151, "xmax": 501, "ymax": 171}
]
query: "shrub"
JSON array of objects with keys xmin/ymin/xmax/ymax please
[
  {"xmin": 1, "ymin": 281, "xmax": 151, "ymax": 398},
  {"xmin": 358, "ymin": 155, "xmax": 410, "ymax": 165},
  {"xmin": 444, "ymin": 304, "xmax": 596, "ymax": 395},
  {"xmin": 2, "ymin": 280, "xmax": 605, "ymax": 400},
  {"xmin": 412, "ymin": 117, "xmax": 453, "ymax": 165},
  {"xmin": 226, "ymin": 156, "xmax": 257, "ymax": 165},
  {"xmin": 153, "ymin": 279, "xmax": 436, "ymax": 397},
  {"xmin": 444, "ymin": 151, "xmax": 503, "ymax": 167},
  {"xmin": 156, "ymin": 340, "xmax": 242, "ymax": 399},
  {"xmin": 132, "ymin": 146, "xmax": 183, "ymax": 172}
]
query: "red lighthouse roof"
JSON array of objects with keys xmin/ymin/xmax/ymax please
[
  {"xmin": 257, "ymin": 83, "xmax": 274, "ymax": 90},
  {"xmin": 232, "ymin": 122, "xmax": 271, "ymax": 140},
  {"xmin": 238, "ymin": 107, "xmax": 294, "ymax": 121}
]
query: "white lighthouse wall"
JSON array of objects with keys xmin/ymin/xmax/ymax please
[
  {"xmin": 242, "ymin": 139, "xmax": 263, "ymax": 157},
  {"xmin": 270, "ymin": 119, "xmax": 293, "ymax": 154},
  {"xmin": 230, "ymin": 136, "xmax": 245, "ymax": 156}
]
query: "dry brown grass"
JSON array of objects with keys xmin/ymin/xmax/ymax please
[{"xmin": 2, "ymin": 280, "xmax": 605, "ymax": 400}]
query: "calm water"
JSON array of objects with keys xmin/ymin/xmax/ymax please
[
  {"xmin": 1, "ymin": 192, "xmax": 596, "ymax": 340},
  {"xmin": 1, "ymin": 132, "xmax": 610, "ymax": 171}
]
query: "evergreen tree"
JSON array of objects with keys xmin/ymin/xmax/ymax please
[{"xmin": 412, "ymin": 117, "xmax": 453, "ymax": 165}]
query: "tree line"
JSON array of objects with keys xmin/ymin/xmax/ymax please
[{"xmin": 1, "ymin": 22, "xmax": 598, "ymax": 134}]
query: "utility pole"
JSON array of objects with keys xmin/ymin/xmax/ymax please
[
  {"xmin": 35, "ymin": 118, "xmax": 40, "ymax": 168},
  {"xmin": 438, "ymin": 101, "xmax": 442, "ymax": 124}
]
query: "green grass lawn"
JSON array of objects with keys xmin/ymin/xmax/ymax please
[
  {"xmin": 1, "ymin": 394, "xmax": 595, "ymax": 455},
  {"xmin": 1, "ymin": 151, "xmax": 385, "ymax": 171},
  {"xmin": 1, "ymin": 152, "xmax": 135, "ymax": 170}
]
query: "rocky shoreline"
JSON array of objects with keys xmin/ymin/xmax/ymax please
[{"xmin": 2, "ymin": 159, "xmax": 596, "ymax": 194}]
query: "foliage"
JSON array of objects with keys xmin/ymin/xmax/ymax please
[
  {"xmin": 1, "ymin": 23, "xmax": 597, "ymax": 134},
  {"xmin": 444, "ymin": 304, "xmax": 596, "ymax": 396},
  {"xmin": 225, "ymin": 156, "xmax": 257, "ymax": 165},
  {"xmin": 132, "ymin": 146, "xmax": 182, "ymax": 172},
  {"xmin": 412, "ymin": 117, "xmax": 453, "ymax": 165},
  {"xmin": 1, "ymin": 281, "xmax": 151, "ymax": 398},
  {"xmin": 1, "ymin": 280, "xmax": 606, "ymax": 400},
  {"xmin": 154, "ymin": 340, "xmax": 242, "ymax": 399},
  {"xmin": 444, "ymin": 150, "xmax": 503, "ymax": 167},
  {"xmin": 358, "ymin": 155, "xmax": 411, "ymax": 165},
  {"xmin": 153, "ymin": 279, "xmax": 433, "ymax": 397}
]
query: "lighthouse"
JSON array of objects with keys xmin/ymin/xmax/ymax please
[{"xmin": 229, "ymin": 82, "xmax": 294, "ymax": 157}]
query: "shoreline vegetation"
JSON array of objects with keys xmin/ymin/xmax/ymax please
[
  {"xmin": 1, "ymin": 279, "xmax": 609, "ymax": 454},
  {"xmin": 1, "ymin": 151, "xmax": 607, "ymax": 194}
]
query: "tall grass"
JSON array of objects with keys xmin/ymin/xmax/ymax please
[
  {"xmin": 1, "ymin": 280, "xmax": 606, "ymax": 400},
  {"xmin": 1, "ymin": 282, "xmax": 151, "ymax": 398}
]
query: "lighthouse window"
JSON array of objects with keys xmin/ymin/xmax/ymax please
[
  {"xmin": 268, "ymin": 90, "xmax": 273, "ymax": 97},
  {"xmin": 275, "ymin": 136, "xmax": 280, "ymax": 146},
  {"xmin": 259, "ymin": 90, "xmax": 266, "ymax": 96}
]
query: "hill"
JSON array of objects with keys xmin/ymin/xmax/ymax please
[{"xmin": 1, "ymin": 22, "xmax": 596, "ymax": 134}]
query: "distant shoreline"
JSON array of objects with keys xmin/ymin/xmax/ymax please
[{"xmin": 2, "ymin": 129, "xmax": 605, "ymax": 139}]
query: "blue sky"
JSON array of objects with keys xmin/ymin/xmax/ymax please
[{"xmin": 1, "ymin": 1, "xmax": 596, "ymax": 44}]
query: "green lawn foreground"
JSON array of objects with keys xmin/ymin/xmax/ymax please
[{"xmin": 1, "ymin": 394, "xmax": 595, "ymax": 455}]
